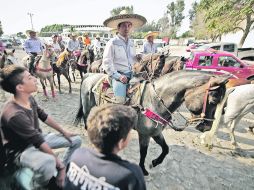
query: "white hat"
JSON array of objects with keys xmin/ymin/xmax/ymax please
[
  {"xmin": 144, "ymin": 31, "xmax": 159, "ymax": 39},
  {"xmin": 26, "ymin": 29, "xmax": 38, "ymax": 36},
  {"xmin": 103, "ymin": 10, "xmax": 147, "ymax": 29}
]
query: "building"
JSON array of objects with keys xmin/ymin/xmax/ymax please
[{"xmin": 61, "ymin": 24, "xmax": 114, "ymax": 41}]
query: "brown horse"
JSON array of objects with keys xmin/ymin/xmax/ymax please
[
  {"xmin": 75, "ymin": 71, "xmax": 230, "ymax": 175},
  {"xmin": 132, "ymin": 53, "xmax": 184, "ymax": 79}
]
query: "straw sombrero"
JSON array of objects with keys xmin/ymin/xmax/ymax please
[
  {"xmin": 26, "ymin": 29, "xmax": 38, "ymax": 36},
  {"xmin": 103, "ymin": 10, "xmax": 147, "ymax": 29},
  {"xmin": 144, "ymin": 31, "xmax": 159, "ymax": 39}
]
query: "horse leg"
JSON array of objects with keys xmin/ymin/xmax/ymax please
[
  {"xmin": 151, "ymin": 133, "xmax": 169, "ymax": 168},
  {"xmin": 40, "ymin": 78, "xmax": 48, "ymax": 97},
  {"xmin": 57, "ymin": 73, "xmax": 62, "ymax": 94},
  {"xmin": 63, "ymin": 72, "xmax": 72, "ymax": 93},
  {"xmin": 80, "ymin": 70, "xmax": 83, "ymax": 81},
  {"xmin": 138, "ymin": 134, "xmax": 150, "ymax": 176},
  {"xmin": 228, "ymin": 117, "xmax": 241, "ymax": 147},
  {"xmin": 48, "ymin": 77, "xmax": 56, "ymax": 98}
]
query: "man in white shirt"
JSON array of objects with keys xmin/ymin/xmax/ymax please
[
  {"xmin": 93, "ymin": 35, "xmax": 103, "ymax": 60},
  {"xmin": 142, "ymin": 31, "xmax": 159, "ymax": 54},
  {"xmin": 102, "ymin": 10, "xmax": 147, "ymax": 104},
  {"xmin": 67, "ymin": 33, "xmax": 80, "ymax": 52},
  {"xmin": 51, "ymin": 34, "xmax": 61, "ymax": 55}
]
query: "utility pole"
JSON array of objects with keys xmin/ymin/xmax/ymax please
[{"xmin": 27, "ymin": 12, "xmax": 34, "ymax": 30}]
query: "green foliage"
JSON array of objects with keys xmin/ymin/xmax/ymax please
[
  {"xmin": 0, "ymin": 21, "xmax": 3, "ymax": 37},
  {"xmin": 110, "ymin": 6, "xmax": 134, "ymax": 16},
  {"xmin": 198, "ymin": 0, "xmax": 254, "ymax": 46},
  {"xmin": 166, "ymin": 0, "xmax": 185, "ymax": 37},
  {"xmin": 189, "ymin": 1, "xmax": 198, "ymax": 21},
  {"xmin": 16, "ymin": 32, "xmax": 26, "ymax": 39},
  {"xmin": 40, "ymin": 24, "xmax": 65, "ymax": 37}
]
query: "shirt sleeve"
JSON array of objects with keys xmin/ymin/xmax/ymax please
[
  {"xmin": 30, "ymin": 96, "xmax": 48, "ymax": 122},
  {"xmin": 24, "ymin": 40, "xmax": 30, "ymax": 53},
  {"xmin": 8, "ymin": 113, "xmax": 45, "ymax": 148},
  {"xmin": 102, "ymin": 41, "xmax": 121, "ymax": 80}
]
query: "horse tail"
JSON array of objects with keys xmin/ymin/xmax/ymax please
[{"xmin": 74, "ymin": 73, "xmax": 94, "ymax": 129}]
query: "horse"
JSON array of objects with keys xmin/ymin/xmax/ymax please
[
  {"xmin": 53, "ymin": 55, "xmax": 72, "ymax": 94},
  {"xmin": 70, "ymin": 48, "xmax": 93, "ymax": 81},
  {"xmin": 0, "ymin": 49, "xmax": 18, "ymax": 68},
  {"xmin": 132, "ymin": 54, "xmax": 184, "ymax": 79},
  {"xmin": 201, "ymin": 84, "xmax": 254, "ymax": 148},
  {"xmin": 22, "ymin": 45, "xmax": 56, "ymax": 99},
  {"xmin": 87, "ymin": 59, "xmax": 103, "ymax": 73},
  {"xmin": 0, "ymin": 49, "xmax": 19, "ymax": 101},
  {"xmin": 75, "ymin": 70, "xmax": 229, "ymax": 175}
]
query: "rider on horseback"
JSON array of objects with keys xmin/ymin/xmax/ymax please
[
  {"xmin": 102, "ymin": 10, "xmax": 147, "ymax": 104},
  {"xmin": 24, "ymin": 29, "xmax": 43, "ymax": 75}
]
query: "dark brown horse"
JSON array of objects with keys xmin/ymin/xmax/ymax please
[
  {"xmin": 133, "ymin": 54, "xmax": 185, "ymax": 79},
  {"xmin": 70, "ymin": 48, "xmax": 94, "ymax": 81},
  {"xmin": 75, "ymin": 71, "xmax": 229, "ymax": 175}
]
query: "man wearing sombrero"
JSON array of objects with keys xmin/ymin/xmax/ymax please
[
  {"xmin": 24, "ymin": 29, "xmax": 44, "ymax": 75},
  {"xmin": 102, "ymin": 10, "xmax": 147, "ymax": 104},
  {"xmin": 142, "ymin": 31, "xmax": 159, "ymax": 54}
]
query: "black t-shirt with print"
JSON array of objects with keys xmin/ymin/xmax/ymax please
[{"xmin": 64, "ymin": 147, "xmax": 146, "ymax": 190}]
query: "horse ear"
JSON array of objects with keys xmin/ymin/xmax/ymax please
[
  {"xmin": 12, "ymin": 49, "xmax": 15, "ymax": 54},
  {"xmin": 4, "ymin": 50, "xmax": 7, "ymax": 55}
]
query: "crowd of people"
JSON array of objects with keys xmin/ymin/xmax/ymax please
[{"xmin": 0, "ymin": 10, "xmax": 164, "ymax": 190}]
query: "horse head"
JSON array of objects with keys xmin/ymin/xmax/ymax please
[
  {"xmin": 43, "ymin": 44, "xmax": 55, "ymax": 59},
  {"xmin": 184, "ymin": 74, "xmax": 230, "ymax": 131},
  {"xmin": 78, "ymin": 49, "xmax": 90, "ymax": 65},
  {"xmin": 1, "ymin": 49, "xmax": 18, "ymax": 67},
  {"xmin": 132, "ymin": 53, "xmax": 165, "ymax": 79}
]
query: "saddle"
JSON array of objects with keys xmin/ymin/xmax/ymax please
[{"xmin": 92, "ymin": 75, "xmax": 147, "ymax": 106}]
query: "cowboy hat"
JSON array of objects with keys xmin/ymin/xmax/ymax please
[
  {"xmin": 103, "ymin": 10, "xmax": 147, "ymax": 29},
  {"xmin": 144, "ymin": 31, "xmax": 159, "ymax": 39},
  {"xmin": 26, "ymin": 29, "xmax": 38, "ymax": 36},
  {"xmin": 95, "ymin": 35, "xmax": 100, "ymax": 39},
  {"xmin": 70, "ymin": 32, "xmax": 78, "ymax": 37}
]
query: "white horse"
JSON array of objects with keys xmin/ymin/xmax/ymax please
[
  {"xmin": 22, "ymin": 45, "xmax": 56, "ymax": 99},
  {"xmin": 201, "ymin": 84, "xmax": 254, "ymax": 148},
  {"xmin": 0, "ymin": 49, "xmax": 19, "ymax": 101}
]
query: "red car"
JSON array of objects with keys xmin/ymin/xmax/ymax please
[{"xmin": 185, "ymin": 49, "xmax": 254, "ymax": 80}]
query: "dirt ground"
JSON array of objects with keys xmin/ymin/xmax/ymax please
[{"xmin": 0, "ymin": 47, "xmax": 254, "ymax": 190}]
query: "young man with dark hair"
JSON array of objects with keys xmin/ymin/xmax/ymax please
[
  {"xmin": 0, "ymin": 65, "xmax": 82, "ymax": 189},
  {"xmin": 64, "ymin": 104, "xmax": 146, "ymax": 190}
]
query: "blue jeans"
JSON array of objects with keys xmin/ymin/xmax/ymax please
[
  {"xmin": 18, "ymin": 133, "xmax": 82, "ymax": 187},
  {"xmin": 112, "ymin": 72, "xmax": 132, "ymax": 99}
]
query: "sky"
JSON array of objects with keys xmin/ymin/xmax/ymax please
[{"xmin": 0, "ymin": 0, "xmax": 196, "ymax": 35}]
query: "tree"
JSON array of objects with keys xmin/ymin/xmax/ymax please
[
  {"xmin": 16, "ymin": 32, "xmax": 26, "ymax": 39},
  {"xmin": 40, "ymin": 24, "xmax": 65, "ymax": 37},
  {"xmin": 166, "ymin": 0, "xmax": 185, "ymax": 36},
  {"xmin": 110, "ymin": 6, "xmax": 134, "ymax": 16},
  {"xmin": 199, "ymin": 0, "xmax": 254, "ymax": 47},
  {"xmin": 0, "ymin": 21, "xmax": 3, "ymax": 37},
  {"xmin": 189, "ymin": 1, "xmax": 198, "ymax": 22}
]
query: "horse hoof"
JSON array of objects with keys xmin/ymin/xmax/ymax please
[{"xmin": 139, "ymin": 165, "xmax": 149, "ymax": 176}]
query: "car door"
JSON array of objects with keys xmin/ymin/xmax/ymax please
[{"xmin": 214, "ymin": 55, "xmax": 244, "ymax": 78}]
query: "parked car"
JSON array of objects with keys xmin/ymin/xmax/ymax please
[
  {"xmin": 185, "ymin": 49, "xmax": 254, "ymax": 80},
  {"xmin": 0, "ymin": 38, "xmax": 12, "ymax": 48},
  {"xmin": 0, "ymin": 40, "xmax": 6, "ymax": 53},
  {"xmin": 189, "ymin": 42, "xmax": 254, "ymax": 61}
]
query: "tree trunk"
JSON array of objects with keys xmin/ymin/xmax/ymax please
[{"xmin": 239, "ymin": 14, "xmax": 253, "ymax": 47}]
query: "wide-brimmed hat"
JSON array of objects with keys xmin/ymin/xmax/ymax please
[
  {"xmin": 95, "ymin": 35, "xmax": 100, "ymax": 39},
  {"xmin": 144, "ymin": 31, "xmax": 159, "ymax": 39},
  {"xmin": 103, "ymin": 10, "xmax": 147, "ymax": 29},
  {"xmin": 70, "ymin": 32, "xmax": 78, "ymax": 37},
  {"xmin": 26, "ymin": 29, "xmax": 38, "ymax": 36}
]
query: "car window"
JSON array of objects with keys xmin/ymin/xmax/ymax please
[
  {"xmin": 211, "ymin": 46, "xmax": 220, "ymax": 50},
  {"xmin": 223, "ymin": 44, "xmax": 235, "ymax": 52},
  {"xmin": 198, "ymin": 56, "xmax": 213, "ymax": 66},
  {"xmin": 218, "ymin": 56, "xmax": 241, "ymax": 67}
]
